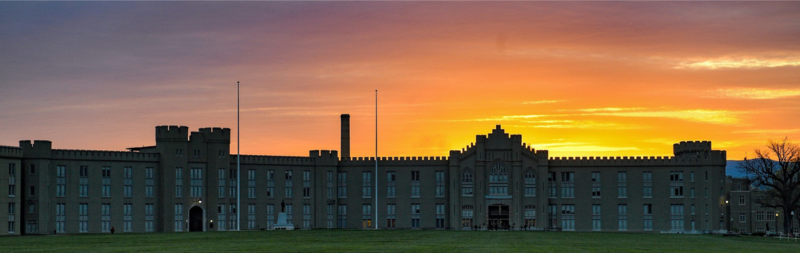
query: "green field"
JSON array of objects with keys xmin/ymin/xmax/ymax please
[{"xmin": 2, "ymin": 230, "xmax": 799, "ymax": 252}]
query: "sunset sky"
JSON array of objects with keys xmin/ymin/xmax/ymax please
[{"xmin": 1, "ymin": 2, "xmax": 799, "ymax": 160}]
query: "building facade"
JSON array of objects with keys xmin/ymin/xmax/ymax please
[
  {"xmin": 1, "ymin": 114, "xmax": 733, "ymax": 235},
  {"xmin": 728, "ymin": 178, "xmax": 800, "ymax": 235}
]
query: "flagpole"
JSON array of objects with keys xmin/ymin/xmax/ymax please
[
  {"xmin": 237, "ymin": 81, "xmax": 241, "ymax": 231},
  {"xmin": 375, "ymin": 89, "xmax": 378, "ymax": 229}
]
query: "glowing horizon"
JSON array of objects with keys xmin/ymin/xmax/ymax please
[{"xmin": 1, "ymin": 2, "xmax": 799, "ymax": 160}]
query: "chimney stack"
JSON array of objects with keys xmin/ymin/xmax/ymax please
[{"xmin": 340, "ymin": 114, "xmax": 350, "ymax": 158}]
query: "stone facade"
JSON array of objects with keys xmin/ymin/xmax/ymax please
[{"xmin": 0, "ymin": 115, "xmax": 736, "ymax": 235}]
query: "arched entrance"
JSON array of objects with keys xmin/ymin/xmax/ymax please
[
  {"xmin": 189, "ymin": 206, "xmax": 204, "ymax": 232},
  {"xmin": 488, "ymin": 204, "xmax": 510, "ymax": 230}
]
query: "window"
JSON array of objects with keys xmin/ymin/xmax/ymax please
[
  {"xmin": 303, "ymin": 171, "xmax": 311, "ymax": 199},
  {"xmin": 56, "ymin": 203, "xmax": 65, "ymax": 233},
  {"xmin": 411, "ymin": 203, "xmax": 421, "ymax": 228},
  {"xmin": 690, "ymin": 171, "xmax": 695, "ymax": 182},
  {"xmin": 548, "ymin": 204, "xmax": 557, "ymax": 229},
  {"xmin": 691, "ymin": 204, "xmax": 695, "ymax": 215},
  {"xmin": 362, "ymin": 204, "xmax": 372, "ymax": 229},
  {"xmin": 766, "ymin": 211, "xmax": 775, "ymax": 221},
  {"xmin": 562, "ymin": 204, "xmax": 575, "ymax": 231},
  {"xmin": 525, "ymin": 169, "xmax": 536, "ymax": 197},
  {"xmin": 218, "ymin": 150, "xmax": 226, "ymax": 158},
  {"xmin": 643, "ymin": 204, "xmax": 653, "ymax": 231},
  {"xmin": 363, "ymin": 171, "xmax": 372, "ymax": 198},
  {"xmin": 123, "ymin": 167, "xmax": 132, "ymax": 198},
  {"xmin": 691, "ymin": 188, "xmax": 695, "ymax": 198},
  {"xmin": 193, "ymin": 149, "xmax": 200, "ymax": 157},
  {"xmin": 218, "ymin": 204, "xmax": 227, "ymax": 231},
  {"xmin": 229, "ymin": 169, "xmax": 237, "ymax": 198},
  {"xmin": 175, "ymin": 167, "xmax": 183, "ymax": 198},
  {"xmin": 618, "ymin": 204, "xmax": 627, "ymax": 231},
  {"xmin": 266, "ymin": 170, "xmax": 274, "ymax": 198},
  {"xmin": 285, "ymin": 204, "xmax": 293, "ymax": 224},
  {"xmin": 561, "ymin": 172, "xmax": 574, "ymax": 198},
  {"xmin": 462, "ymin": 205, "xmax": 474, "ymax": 229},
  {"xmin": 219, "ymin": 169, "xmax": 226, "ymax": 198},
  {"xmin": 411, "ymin": 171, "xmax": 420, "ymax": 198},
  {"xmin": 190, "ymin": 168, "xmax": 203, "ymax": 198},
  {"xmin": 489, "ymin": 162, "xmax": 508, "ymax": 195},
  {"xmin": 462, "ymin": 169, "xmax": 473, "ymax": 197},
  {"xmin": 175, "ymin": 204, "xmax": 184, "ymax": 232},
  {"xmin": 124, "ymin": 203, "xmax": 132, "ymax": 232},
  {"xmin": 303, "ymin": 204, "xmax": 311, "ymax": 229},
  {"xmin": 739, "ymin": 213, "xmax": 746, "ymax": 223},
  {"xmin": 592, "ymin": 204, "xmax": 601, "ymax": 231},
  {"xmin": 435, "ymin": 204, "xmax": 445, "ymax": 229},
  {"xmin": 78, "ymin": 165, "xmax": 88, "ymax": 198},
  {"xmin": 248, "ymin": 204, "xmax": 257, "ymax": 230},
  {"xmin": 617, "ymin": 171, "xmax": 627, "ymax": 198},
  {"xmin": 29, "ymin": 203, "xmax": 34, "ymax": 214},
  {"xmin": 756, "ymin": 211, "xmax": 765, "ymax": 221},
  {"xmin": 102, "ymin": 166, "xmax": 111, "ymax": 197},
  {"xmin": 435, "ymin": 171, "xmax": 445, "ymax": 198},
  {"xmin": 145, "ymin": 167, "xmax": 154, "ymax": 198},
  {"xmin": 671, "ymin": 204, "xmax": 684, "ymax": 231},
  {"xmin": 175, "ymin": 148, "xmax": 183, "ymax": 157},
  {"xmin": 548, "ymin": 172, "xmax": 557, "ymax": 198},
  {"xmin": 739, "ymin": 195, "xmax": 745, "ymax": 205},
  {"xmin": 102, "ymin": 203, "xmax": 111, "ymax": 233},
  {"xmin": 326, "ymin": 204, "xmax": 334, "ymax": 229},
  {"xmin": 229, "ymin": 204, "xmax": 237, "ymax": 230},
  {"xmin": 9, "ymin": 163, "xmax": 17, "ymax": 197},
  {"xmin": 338, "ymin": 172, "xmax": 347, "ymax": 198},
  {"xmin": 285, "ymin": 170, "xmax": 293, "ymax": 198},
  {"xmin": 79, "ymin": 203, "xmax": 88, "ymax": 233},
  {"xmin": 387, "ymin": 171, "xmax": 396, "ymax": 198},
  {"xmin": 524, "ymin": 205, "xmax": 536, "ymax": 229},
  {"xmin": 267, "ymin": 204, "xmax": 275, "ymax": 229},
  {"xmin": 327, "ymin": 171, "xmax": 334, "ymax": 199},
  {"xmin": 30, "ymin": 186, "xmax": 35, "ymax": 197},
  {"xmin": 643, "ymin": 171, "xmax": 652, "ymax": 198},
  {"xmin": 338, "ymin": 204, "xmax": 347, "ymax": 228},
  {"xmin": 670, "ymin": 171, "xmax": 684, "ymax": 198},
  {"xmin": 56, "ymin": 165, "xmax": 66, "ymax": 197},
  {"xmin": 26, "ymin": 220, "xmax": 37, "ymax": 234},
  {"xmin": 145, "ymin": 203, "xmax": 154, "ymax": 232},
  {"xmin": 386, "ymin": 204, "xmax": 396, "ymax": 229},
  {"xmin": 30, "ymin": 164, "xmax": 35, "ymax": 174},
  {"xmin": 591, "ymin": 171, "xmax": 601, "ymax": 198},
  {"xmin": 248, "ymin": 169, "xmax": 256, "ymax": 198},
  {"xmin": 8, "ymin": 202, "xmax": 16, "ymax": 234},
  {"xmin": 704, "ymin": 188, "xmax": 708, "ymax": 198}
]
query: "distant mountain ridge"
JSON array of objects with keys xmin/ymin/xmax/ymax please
[{"xmin": 727, "ymin": 160, "xmax": 747, "ymax": 178}]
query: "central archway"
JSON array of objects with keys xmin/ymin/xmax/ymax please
[
  {"xmin": 189, "ymin": 206, "xmax": 204, "ymax": 232},
  {"xmin": 488, "ymin": 204, "xmax": 510, "ymax": 230}
]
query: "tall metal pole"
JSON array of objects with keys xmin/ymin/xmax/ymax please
[
  {"xmin": 375, "ymin": 90, "xmax": 378, "ymax": 229},
  {"xmin": 237, "ymin": 81, "xmax": 241, "ymax": 231}
]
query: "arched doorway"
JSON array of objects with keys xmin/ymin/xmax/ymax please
[
  {"xmin": 488, "ymin": 204, "xmax": 510, "ymax": 230},
  {"xmin": 189, "ymin": 206, "xmax": 204, "ymax": 232}
]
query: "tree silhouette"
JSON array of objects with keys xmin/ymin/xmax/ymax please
[{"xmin": 739, "ymin": 137, "xmax": 800, "ymax": 235}]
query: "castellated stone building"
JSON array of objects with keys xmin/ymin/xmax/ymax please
[{"xmin": 1, "ymin": 114, "xmax": 734, "ymax": 235}]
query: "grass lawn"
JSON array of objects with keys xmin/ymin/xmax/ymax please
[{"xmin": 2, "ymin": 230, "xmax": 799, "ymax": 252}]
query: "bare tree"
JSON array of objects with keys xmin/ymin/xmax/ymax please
[{"xmin": 739, "ymin": 137, "xmax": 800, "ymax": 235}]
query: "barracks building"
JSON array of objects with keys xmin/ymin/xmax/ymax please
[{"xmin": 1, "ymin": 114, "xmax": 739, "ymax": 235}]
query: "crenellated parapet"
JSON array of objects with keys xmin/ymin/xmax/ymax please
[
  {"xmin": 339, "ymin": 156, "xmax": 450, "ymax": 166},
  {"xmin": 233, "ymin": 154, "xmax": 315, "ymax": 165},
  {"xmin": 156, "ymin": 125, "xmax": 188, "ymax": 142},
  {"xmin": 0, "ymin": 145, "xmax": 23, "ymax": 158},
  {"xmin": 548, "ymin": 153, "xmax": 726, "ymax": 167},
  {"xmin": 191, "ymin": 127, "xmax": 231, "ymax": 144},
  {"xmin": 51, "ymin": 149, "xmax": 160, "ymax": 162},
  {"xmin": 673, "ymin": 141, "xmax": 712, "ymax": 157}
]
